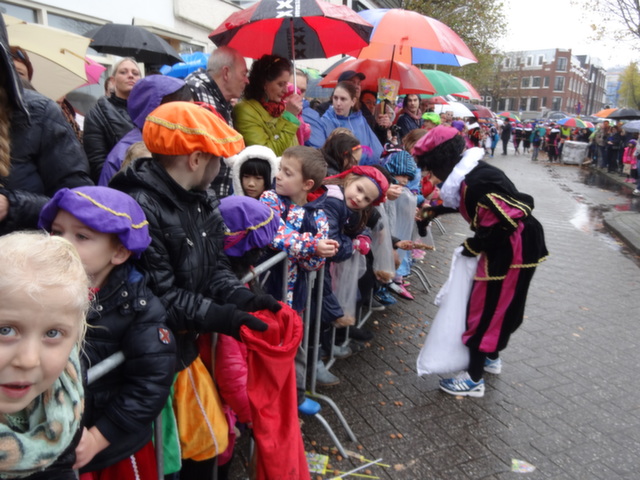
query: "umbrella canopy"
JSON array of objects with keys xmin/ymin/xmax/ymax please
[
  {"xmin": 209, "ymin": 0, "xmax": 372, "ymax": 60},
  {"xmin": 621, "ymin": 120, "xmax": 640, "ymax": 133},
  {"xmin": 319, "ymin": 58, "xmax": 435, "ymax": 95},
  {"xmin": 594, "ymin": 107, "xmax": 617, "ymax": 118},
  {"xmin": 5, "ymin": 14, "xmax": 89, "ymax": 100},
  {"xmin": 84, "ymin": 56, "xmax": 106, "ymax": 85},
  {"xmin": 466, "ymin": 103, "xmax": 494, "ymax": 119},
  {"xmin": 420, "ymin": 69, "xmax": 471, "ymax": 98},
  {"xmin": 498, "ymin": 111, "xmax": 521, "ymax": 123},
  {"xmin": 160, "ymin": 51, "xmax": 209, "ymax": 79},
  {"xmin": 451, "ymin": 76, "xmax": 481, "ymax": 100},
  {"xmin": 348, "ymin": 8, "xmax": 477, "ymax": 67},
  {"xmin": 557, "ymin": 117, "xmax": 594, "ymax": 129},
  {"xmin": 85, "ymin": 24, "xmax": 182, "ymax": 65},
  {"xmin": 433, "ymin": 102, "xmax": 474, "ymax": 119},
  {"xmin": 607, "ymin": 108, "xmax": 640, "ymax": 120}
]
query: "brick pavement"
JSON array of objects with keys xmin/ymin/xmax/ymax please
[{"xmin": 229, "ymin": 152, "xmax": 640, "ymax": 479}]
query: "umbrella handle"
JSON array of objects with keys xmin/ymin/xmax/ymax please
[
  {"xmin": 61, "ymin": 48, "xmax": 89, "ymax": 63},
  {"xmin": 289, "ymin": 18, "xmax": 296, "ymax": 89}
]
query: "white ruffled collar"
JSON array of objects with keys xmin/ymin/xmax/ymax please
[{"xmin": 439, "ymin": 147, "xmax": 485, "ymax": 208}]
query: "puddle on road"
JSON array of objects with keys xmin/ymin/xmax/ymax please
[
  {"xmin": 578, "ymin": 168, "xmax": 640, "ymax": 214},
  {"xmin": 569, "ymin": 203, "xmax": 623, "ymax": 251}
]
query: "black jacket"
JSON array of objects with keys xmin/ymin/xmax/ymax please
[
  {"xmin": 81, "ymin": 263, "xmax": 176, "ymax": 472},
  {"xmin": 83, "ymin": 94, "xmax": 135, "ymax": 182},
  {"xmin": 110, "ymin": 158, "xmax": 252, "ymax": 369},
  {"xmin": 0, "ymin": 89, "xmax": 92, "ymax": 236}
]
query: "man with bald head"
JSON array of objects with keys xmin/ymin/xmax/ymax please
[{"xmin": 185, "ymin": 46, "xmax": 249, "ymax": 197}]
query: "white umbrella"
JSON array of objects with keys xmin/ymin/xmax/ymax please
[
  {"xmin": 4, "ymin": 14, "xmax": 89, "ymax": 100},
  {"xmin": 432, "ymin": 102, "xmax": 474, "ymax": 119}
]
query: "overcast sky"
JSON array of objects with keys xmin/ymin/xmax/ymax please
[{"xmin": 499, "ymin": 0, "xmax": 638, "ymax": 70}]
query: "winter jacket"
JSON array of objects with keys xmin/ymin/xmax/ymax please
[
  {"xmin": 81, "ymin": 263, "xmax": 176, "ymax": 472},
  {"xmin": 259, "ymin": 188, "xmax": 329, "ymax": 311},
  {"xmin": 301, "ymin": 99, "xmax": 325, "ymax": 148},
  {"xmin": 320, "ymin": 107, "xmax": 383, "ymax": 163},
  {"xmin": 214, "ymin": 335, "xmax": 251, "ymax": 424},
  {"xmin": 99, "ymin": 76, "xmax": 186, "ymax": 186},
  {"xmin": 22, "ymin": 428, "xmax": 82, "ymax": 480},
  {"xmin": 83, "ymin": 94, "xmax": 135, "ymax": 182},
  {"xmin": 110, "ymin": 158, "xmax": 252, "ymax": 369},
  {"xmin": 0, "ymin": 89, "xmax": 92, "ymax": 236},
  {"xmin": 232, "ymin": 99, "xmax": 300, "ymax": 156},
  {"xmin": 395, "ymin": 113, "xmax": 423, "ymax": 141}
]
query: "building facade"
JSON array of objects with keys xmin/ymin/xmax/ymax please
[{"xmin": 485, "ymin": 48, "xmax": 607, "ymax": 119}]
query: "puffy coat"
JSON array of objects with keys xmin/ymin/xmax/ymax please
[
  {"xmin": 320, "ymin": 107, "xmax": 383, "ymax": 163},
  {"xmin": 0, "ymin": 89, "xmax": 92, "ymax": 236},
  {"xmin": 110, "ymin": 158, "xmax": 252, "ymax": 369},
  {"xmin": 232, "ymin": 99, "xmax": 299, "ymax": 156},
  {"xmin": 81, "ymin": 263, "xmax": 176, "ymax": 472},
  {"xmin": 83, "ymin": 94, "xmax": 135, "ymax": 182}
]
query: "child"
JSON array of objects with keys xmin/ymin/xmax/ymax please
[
  {"xmin": 110, "ymin": 101, "xmax": 280, "ymax": 480},
  {"xmin": 622, "ymin": 139, "xmax": 637, "ymax": 183},
  {"xmin": 259, "ymin": 145, "xmax": 339, "ymax": 310},
  {"xmin": 320, "ymin": 132, "xmax": 362, "ymax": 176},
  {"xmin": 224, "ymin": 144, "xmax": 280, "ymax": 198},
  {"xmin": 37, "ymin": 186, "xmax": 177, "ymax": 480},
  {"xmin": 0, "ymin": 231, "xmax": 89, "ymax": 480},
  {"xmin": 531, "ymin": 128, "xmax": 542, "ymax": 161}
]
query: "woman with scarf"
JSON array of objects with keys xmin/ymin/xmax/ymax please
[
  {"xmin": 395, "ymin": 94, "xmax": 423, "ymax": 142},
  {"xmin": 413, "ymin": 126, "xmax": 548, "ymax": 397},
  {"xmin": 232, "ymin": 54, "xmax": 302, "ymax": 156}
]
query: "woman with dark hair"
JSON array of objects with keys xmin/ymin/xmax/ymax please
[
  {"xmin": 232, "ymin": 54, "xmax": 302, "ymax": 156},
  {"xmin": 320, "ymin": 131, "xmax": 362, "ymax": 175},
  {"xmin": 319, "ymin": 81, "xmax": 383, "ymax": 163},
  {"xmin": 413, "ymin": 125, "xmax": 547, "ymax": 397},
  {"xmin": 395, "ymin": 94, "xmax": 423, "ymax": 141}
]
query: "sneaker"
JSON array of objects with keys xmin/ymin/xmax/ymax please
[
  {"xmin": 633, "ymin": 189, "xmax": 640, "ymax": 196},
  {"xmin": 370, "ymin": 298, "xmax": 386, "ymax": 311},
  {"xmin": 439, "ymin": 372, "xmax": 485, "ymax": 397},
  {"xmin": 484, "ymin": 357, "xmax": 502, "ymax": 374},
  {"xmin": 374, "ymin": 288, "xmax": 397, "ymax": 305},
  {"xmin": 316, "ymin": 362, "xmax": 340, "ymax": 386},
  {"xmin": 388, "ymin": 282, "xmax": 414, "ymax": 300},
  {"xmin": 298, "ymin": 397, "xmax": 321, "ymax": 415},
  {"xmin": 321, "ymin": 344, "xmax": 352, "ymax": 360},
  {"xmin": 348, "ymin": 326, "xmax": 374, "ymax": 342}
]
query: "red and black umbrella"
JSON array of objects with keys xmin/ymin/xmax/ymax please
[{"xmin": 209, "ymin": 0, "xmax": 372, "ymax": 60}]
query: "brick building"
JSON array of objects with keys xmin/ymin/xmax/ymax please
[{"xmin": 484, "ymin": 48, "xmax": 607, "ymax": 119}]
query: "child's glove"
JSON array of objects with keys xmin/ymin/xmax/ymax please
[
  {"xmin": 205, "ymin": 304, "xmax": 268, "ymax": 340},
  {"xmin": 241, "ymin": 294, "xmax": 282, "ymax": 313},
  {"xmin": 353, "ymin": 235, "xmax": 371, "ymax": 255}
]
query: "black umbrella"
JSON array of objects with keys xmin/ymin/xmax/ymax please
[
  {"xmin": 85, "ymin": 24, "xmax": 182, "ymax": 65},
  {"xmin": 607, "ymin": 108, "xmax": 640, "ymax": 120}
]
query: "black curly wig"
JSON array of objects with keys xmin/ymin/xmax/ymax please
[{"xmin": 415, "ymin": 134, "xmax": 466, "ymax": 182}]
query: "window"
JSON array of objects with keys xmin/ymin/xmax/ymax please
[
  {"xmin": 0, "ymin": 2, "xmax": 36, "ymax": 22},
  {"xmin": 552, "ymin": 97, "xmax": 562, "ymax": 110},
  {"xmin": 530, "ymin": 97, "xmax": 539, "ymax": 111},
  {"xmin": 543, "ymin": 76, "xmax": 550, "ymax": 88},
  {"xmin": 532, "ymin": 77, "xmax": 541, "ymax": 88},
  {"xmin": 554, "ymin": 76, "xmax": 565, "ymax": 91},
  {"xmin": 521, "ymin": 77, "xmax": 530, "ymax": 88},
  {"xmin": 557, "ymin": 57, "xmax": 568, "ymax": 72},
  {"xmin": 542, "ymin": 97, "xmax": 548, "ymax": 107},
  {"xmin": 526, "ymin": 56, "xmax": 533, "ymax": 66},
  {"xmin": 537, "ymin": 55, "xmax": 544, "ymax": 66},
  {"xmin": 504, "ymin": 58, "xmax": 511, "ymax": 68},
  {"xmin": 48, "ymin": 13, "xmax": 98, "ymax": 35}
]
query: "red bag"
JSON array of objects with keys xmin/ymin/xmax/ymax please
[{"xmin": 240, "ymin": 304, "xmax": 310, "ymax": 480}]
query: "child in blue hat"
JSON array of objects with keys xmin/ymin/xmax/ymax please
[{"xmin": 39, "ymin": 186, "xmax": 177, "ymax": 479}]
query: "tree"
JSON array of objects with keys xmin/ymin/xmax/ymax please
[
  {"xmin": 404, "ymin": 0, "xmax": 506, "ymax": 91},
  {"xmin": 582, "ymin": 0, "xmax": 640, "ymax": 47},
  {"xmin": 618, "ymin": 62, "xmax": 640, "ymax": 108}
]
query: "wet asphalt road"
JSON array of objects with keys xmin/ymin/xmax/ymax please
[{"xmin": 229, "ymin": 149, "xmax": 640, "ymax": 480}]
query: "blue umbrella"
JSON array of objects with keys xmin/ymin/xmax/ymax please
[{"xmin": 160, "ymin": 52, "xmax": 209, "ymax": 79}]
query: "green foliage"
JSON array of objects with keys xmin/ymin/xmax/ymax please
[{"xmin": 619, "ymin": 62, "xmax": 640, "ymax": 108}]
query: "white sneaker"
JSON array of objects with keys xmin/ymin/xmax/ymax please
[{"xmin": 633, "ymin": 189, "xmax": 640, "ymax": 196}]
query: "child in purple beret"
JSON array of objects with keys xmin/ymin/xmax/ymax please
[{"xmin": 39, "ymin": 186, "xmax": 177, "ymax": 478}]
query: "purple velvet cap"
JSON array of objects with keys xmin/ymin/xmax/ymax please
[
  {"xmin": 38, "ymin": 186, "xmax": 151, "ymax": 257},
  {"xmin": 219, "ymin": 196, "xmax": 280, "ymax": 257}
]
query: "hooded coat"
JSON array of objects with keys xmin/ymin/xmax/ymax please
[
  {"xmin": 223, "ymin": 144, "xmax": 280, "ymax": 197},
  {"xmin": 99, "ymin": 76, "xmax": 185, "ymax": 186},
  {"xmin": 320, "ymin": 106, "xmax": 383, "ymax": 163}
]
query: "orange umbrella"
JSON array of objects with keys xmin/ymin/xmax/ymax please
[
  {"xmin": 594, "ymin": 108, "xmax": 617, "ymax": 118},
  {"xmin": 320, "ymin": 58, "xmax": 436, "ymax": 95}
]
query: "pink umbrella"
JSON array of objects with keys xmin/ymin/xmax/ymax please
[
  {"xmin": 450, "ymin": 76, "xmax": 481, "ymax": 100},
  {"xmin": 83, "ymin": 57, "xmax": 106, "ymax": 86}
]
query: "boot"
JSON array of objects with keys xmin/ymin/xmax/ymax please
[{"xmin": 316, "ymin": 361, "xmax": 340, "ymax": 386}]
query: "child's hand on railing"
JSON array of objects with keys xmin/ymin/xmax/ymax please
[{"xmin": 317, "ymin": 239, "xmax": 339, "ymax": 257}]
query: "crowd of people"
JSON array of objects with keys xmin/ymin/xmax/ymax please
[{"xmin": 1, "ymin": 12, "xmax": 547, "ymax": 479}]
